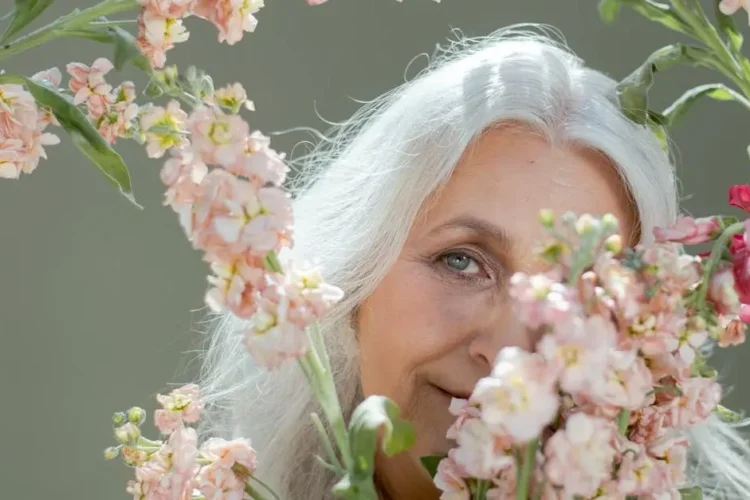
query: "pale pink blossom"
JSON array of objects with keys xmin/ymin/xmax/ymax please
[
  {"xmin": 225, "ymin": 130, "xmax": 288, "ymax": 187},
  {"xmin": 666, "ymin": 377, "xmax": 721, "ymax": 428},
  {"xmin": 653, "ymin": 216, "xmax": 720, "ymax": 245},
  {"xmin": 177, "ymin": 169, "xmax": 239, "ymax": 252},
  {"xmin": 446, "ymin": 398, "xmax": 481, "ymax": 440},
  {"xmin": 615, "ymin": 440, "xmax": 659, "ymax": 495},
  {"xmin": 448, "ymin": 418, "xmax": 514, "ymax": 479},
  {"xmin": 708, "ymin": 266, "xmax": 742, "ymax": 316},
  {"xmin": 718, "ymin": 318, "xmax": 746, "ymax": 347},
  {"xmin": 161, "ymin": 147, "xmax": 209, "ymax": 206},
  {"xmin": 197, "ymin": 437, "xmax": 257, "ymax": 500},
  {"xmin": 537, "ymin": 314, "xmax": 616, "ymax": 396},
  {"xmin": 192, "ymin": 0, "xmax": 264, "ymax": 45},
  {"xmin": 544, "ymin": 413, "xmax": 618, "ymax": 498},
  {"xmin": 472, "ymin": 347, "xmax": 559, "ymax": 443},
  {"xmin": 434, "ymin": 457, "xmax": 470, "ymax": 500},
  {"xmin": 208, "ymin": 82, "xmax": 255, "ymax": 113},
  {"xmin": 127, "ymin": 426, "xmax": 197, "ymax": 500},
  {"xmin": 593, "ymin": 253, "xmax": 644, "ymax": 321},
  {"xmin": 508, "ymin": 272, "xmax": 580, "ymax": 330},
  {"xmin": 66, "ymin": 58, "xmax": 114, "ymax": 118},
  {"xmin": 647, "ymin": 435, "xmax": 689, "ymax": 490},
  {"xmin": 98, "ymin": 86, "xmax": 139, "ymax": 145},
  {"xmin": 187, "ymin": 105, "xmax": 249, "ymax": 167},
  {"xmin": 720, "ymin": 0, "xmax": 750, "ymax": 24},
  {"xmin": 138, "ymin": 0, "xmax": 194, "ymax": 18},
  {"xmin": 204, "ymin": 254, "xmax": 266, "ymax": 319},
  {"xmin": 140, "ymin": 100, "xmax": 188, "ymax": 158},
  {"xmin": 137, "ymin": 10, "xmax": 190, "ymax": 68},
  {"xmin": 210, "ymin": 180, "xmax": 293, "ymax": 256},
  {"xmin": 154, "ymin": 384, "xmax": 202, "ymax": 434},
  {"xmin": 31, "ymin": 67, "xmax": 62, "ymax": 88},
  {"xmin": 243, "ymin": 295, "xmax": 309, "ymax": 369},
  {"xmin": 590, "ymin": 349, "xmax": 653, "ymax": 411}
]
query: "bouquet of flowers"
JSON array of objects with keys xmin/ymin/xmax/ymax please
[{"xmin": 2, "ymin": 0, "xmax": 750, "ymax": 498}]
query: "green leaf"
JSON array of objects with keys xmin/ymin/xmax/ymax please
[
  {"xmin": 332, "ymin": 396, "xmax": 415, "ymax": 498},
  {"xmin": 617, "ymin": 44, "xmax": 718, "ymax": 124},
  {"xmin": 715, "ymin": 404, "xmax": 745, "ymax": 423},
  {"xmin": 679, "ymin": 486, "xmax": 703, "ymax": 499},
  {"xmin": 598, "ymin": 0, "xmax": 621, "ymax": 23},
  {"xmin": 420, "ymin": 455, "xmax": 444, "ymax": 479},
  {"xmin": 715, "ymin": 0, "xmax": 743, "ymax": 52},
  {"xmin": 663, "ymin": 83, "xmax": 750, "ymax": 127},
  {"xmin": 1, "ymin": 0, "xmax": 54, "ymax": 44},
  {"xmin": 107, "ymin": 25, "xmax": 150, "ymax": 72},
  {"xmin": 0, "ymin": 73, "xmax": 138, "ymax": 206},
  {"xmin": 618, "ymin": 0, "xmax": 693, "ymax": 35}
]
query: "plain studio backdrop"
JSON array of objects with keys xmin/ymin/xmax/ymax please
[{"xmin": 1, "ymin": 0, "xmax": 748, "ymax": 498}]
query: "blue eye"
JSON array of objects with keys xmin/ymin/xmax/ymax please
[{"xmin": 442, "ymin": 251, "xmax": 482, "ymax": 276}]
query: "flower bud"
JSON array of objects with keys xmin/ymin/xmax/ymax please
[
  {"xmin": 103, "ymin": 446, "xmax": 120, "ymax": 460},
  {"xmin": 112, "ymin": 412, "xmax": 127, "ymax": 426},
  {"xmin": 600, "ymin": 213, "xmax": 619, "ymax": 234},
  {"xmin": 114, "ymin": 422, "xmax": 141, "ymax": 445},
  {"xmin": 127, "ymin": 407, "xmax": 146, "ymax": 425},
  {"xmin": 604, "ymin": 234, "xmax": 622, "ymax": 254},
  {"xmin": 539, "ymin": 209, "xmax": 555, "ymax": 228},
  {"xmin": 574, "ymin": 213, "xmax": 597, "ymax": 236}
]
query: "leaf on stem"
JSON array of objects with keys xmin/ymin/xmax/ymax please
[
  {"xmin": 0, "ymin": 73, "xmax": 138, "ymax": 206},
  {"xmin": 598, "ymin": 0, "xmax": 621, "ymax": 23},
  {"xmin": 663, "ymin": 83, "xmax": 750, "ymax": 128},
  {"xmin": 678, "ymin": 486, "xmax": 704, "ymax": 499},
  {"xmin": 614, "ymin": 0, "xmax": 693, "ymax": 35},
  {"xmin": 715, "ymin": 0, "xmax": 744, "ymax": 53},
  {"xmin": 331, "ymin": 396, "xmax": 415, "ymax": 498},
  {"xmin": 1, "ymin": 0, "xmax": 54, "ymax": 44},
  {"xmin": 107, "ymin": 25, "xmax": 151, "ymax": 72}
]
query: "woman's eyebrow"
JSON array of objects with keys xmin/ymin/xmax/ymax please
[{"xmin": 427, "ymin": 215, "xmax": 515, "ymax": 252}]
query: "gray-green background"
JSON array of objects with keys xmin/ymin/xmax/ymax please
[{"xmin": 1, "ymin": 1, "xmax": 748, "ymax": 498}]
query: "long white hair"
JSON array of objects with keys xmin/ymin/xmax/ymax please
[{"xmin": 195, "ymin": 25, "xmax": 750, "ymax": 499}]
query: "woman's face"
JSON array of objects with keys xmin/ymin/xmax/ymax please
[{"xmin": 356, "ymin": 126, "xmax": 637, "ymax": 498}]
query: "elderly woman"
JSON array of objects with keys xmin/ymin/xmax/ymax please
[{"xmin": 195, "ymin": 27, "xmax": 750, "ymax": 499}]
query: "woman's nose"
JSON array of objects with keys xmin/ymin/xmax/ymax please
[{"xmin": 467, "ymin": 302, "xmax": 534, "ymax": 369}]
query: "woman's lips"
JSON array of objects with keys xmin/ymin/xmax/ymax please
[{"xmin": 432, "ymin": 384, "xmax": 471, "ymax": 401}]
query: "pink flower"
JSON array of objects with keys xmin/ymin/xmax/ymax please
[
  {"xmin": 154, "ymin": 384, "xmax": 203, "ymax": 434},
  {"xmin": 136, "ymin": 10, "xmax": 190, "ymax": 68},
  {"xmin": 653, "ymin": 216, "xmax": 720, "ymax": 245},
  {"xmin": 508, "ymin": 272, "xmax": 580, "ymax": 330},
  {"xmin": 730, "ymin": 183, "xmax": 750, "ymax": 211},
  {"xmin": 138, "ymin": 0, "xmax": 194, "ymax": 18},
  {"xmin": 665, "ymin": 377, "xmax": 721, "ymax": 428},
  {"xmin": 208, "ymin": 82, "xmax": 255, "ymax": 113},
  {"xmin": 647, "ymin": 435, "xmax": 689, "ymax": 491},
  {"xmin": 161, "ymin": 147, "xmax": 209, "ymax": 206},
  {"xmin": 446, "ymin": 398, "xmax": 481, "ymax": 440},
  {"xmin": 226, "ymin": 131, "xmax": 288, "ymax": 187},
  {"xmin": 192, "ymin": 0, "xmax": 264, "ymax": 45},
  {"xmin": 434, "ymin": 457, "xmax": 470, "ymax": 500},
  {"xmin": 593, "ymin": 253, "xmax": 643, "ymax": 321},
  {"xmin": 243, "ymin": 295, "xmax": 309, "ymax": 369},
  {"xmin": 537, "ymin": 314, "xmax": 616, "ymax": 396},
  {"xmin": 197, "ymin": 437, "xmax": 257, "ymax": 500},
  {"xmin": 204, "ymin": 254, "xmax": 266, "ymax": 319},
  {"xmin": 730, "ymin": 222, "xmax": 750, "ymax": 303},
  {"xmin": 66, "ymin": 58, "xmax": 114, "ymax": 118},
  {"xmin": 590, "ymin": 349, "xmax": 653, "ymax": 411},
  {"xmin": 629, "ymin": 406, "xmax": 668, "ymax": 445},
  {"xmin": 708, "ymin": 266, "xmax": 742, "ymax": 316},
  {"xmin": 31, "ymin": 67, "xmax": 62, "ymax": 89},
  {"xmin": 472, "ymin": 347, "xmax": 559, "ymax": 444},
  {"xmin": 127, "ymin": 426, "xmax": 197, "ymax": 500},
  {"xmin": 140, "ymin": 100, "xmax": 189, "ymax": 158},
  {"xmin": 187, "ymin": 105, "xmax": 249, "ymax": 167},
  {"xmin": 210, "ymin": 181, "xmax": 293, "ymax": 256},
  {"xmin": 718, "ymin": 318, "xmax": 746, "ymax": 347},
  {"xmin": 448, "ymin": 419, "xmax": 514, "ymax": 480},
  {"xmin": 98, "ymin": 84, "xmax": 139, "ymax": 144},
  {"xmin": 544, "ymin": 413, "xmax": 618, "ymax": 498},
  {"xmin": 616, "ymin": 440, "xmax": 659, "ymax": 496}
]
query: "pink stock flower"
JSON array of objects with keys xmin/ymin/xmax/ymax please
[
  {"xmin": 66, "ymin": 58, "xmax": 114, "ymax": 118},
  {"xmin": 187, "ymin": 105, "xmax": 249, "ymax": 167},
  {"xmin": 154, "ymin": 384, "xmax": 203, "ymax": 434},
  {"xmin": 0, "ymin": 84, "xmax": 59, "ymax": 179},
  {"xmin": 208, "ymin": 82, "xmax": 255, "ymax": 113},
  {"xmin": 729, "ymin": 183, "xmax": 750, "ymax": 211},
  {"xmin": 140, "ymin": 100, "xmax": 189, "ymax": 158},
  {"xmin": 138, "ymin": 0, "xmax": 194, "ymax": 18},
  {"xmin": 448, "ymin": 418, "xmax": 514, "ymax": 480},
  {"xmin": 718, "ymin": 318, "xmax": 746, "ymax": 347},
  {"xmin": 137, "ymin": 10, "xmax": 190, "ymax": 68},
  {"xmin": 616, "ymin": 440, "xmax": 660, "ymax": 496},
  {"xmin": 708, "ymin": 266, "xmax": 742, "ymax": 316},
  {"xmin": 197, "ymin": 437, "xmax": 257, "ymax": 500},
  {"xmin": 665, "ymin": 377, "xmax": 721, "ymax": 428},
  {"xmin": 647, "ymin": 435, "xmax": 689, "ymax": 491},
  {"xmin": 653, "ymin": 216, "xmax": 720, "ymax": 245},
  {"xmin": 472, "ymin": 347, "xmax": 559, "ymax": 443},
  {"xmin": 730, "ymin": 221, "xmax": 750, "ymax": 304},
  {"xmin": 226, "ymin": 131, "xmax": 288, "ymax": 187},
  {"xmin": 593, "ymin": 253, "xmax": 643, "ymax": 321},
  {"xmin": 508, "ymin": 272, "xmax": 580, "ymax": 330},
  {"xmin": 204, "ymin": 254, "xmax": 266, "ymax": 319},
  {"xmin": 161, "ymin": 147, "xmax": 209, "ymax": 206},
  {"xmin": 543, "ymin": 413, "xmax": 618, "ymax": 498},
  {"xmin": 192, "ymin": 0, "xmax": 264, "ymax": 45},
  {"xmin": 629, "ymin": 406, "xmax": 669, "ymax": 445},
  {"xmin": 434, "ymin": 457, "xmax": 470, "ymax": 500},
  {"xmin": 210, "ymin": 180, "xmax": 293, "ymax": 256},
  {"xmin": 720, "ymin": 0, "xmax": 750, "ymax": 22},
  {"xmin": 446, "ymin": 398, "xmax": 481, "ymax": 440},
  {"xmin": 590, "ymin": 349, "xmax": 653, "ymax": 411},
  {"xmin": 98, "ymin": 82, "xmax": 139, "ymax": 144},
  {"xmin": 537, "ymin": 314, "xmax": 617, "ymax": 396}
]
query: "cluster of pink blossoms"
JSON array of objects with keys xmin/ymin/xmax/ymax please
[
  {"xmin": 148, "ymin": 81, "xmax": 342, "ymax": 369},
  {"xmin": 136, "ymin": 0, "xmax": 265, "ymax": 68},
  {"xmin": 0, "ymin": 70, "xmax": 61, "ymax": 179},
  {"xmin": 435, "ymin": 207, "xmax": 747, "ymax": 499},
  {"xmin": 107, "ymin": 385, "xmax": 260, "ymax": 500}
]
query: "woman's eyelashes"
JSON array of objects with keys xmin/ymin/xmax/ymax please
[{"xmin": 433, "ymin": 247, "xmax": 501, "ymax": 284}]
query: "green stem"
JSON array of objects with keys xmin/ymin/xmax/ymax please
[
  {"xmin": 474, "ymin": 479, "xmax": 490, "ymax": 500},
  {"xmin": 695, "ymin": 221, "xmax": 745, "ymax": 307},
  {"xmin": 244, "ymin": 483, "xmax": 272, "ymax": 500},
  {"xmin": 616, "ymin": 409, "xmax": 631, "ymax": 435},
  {"xmin": 311, "ymin": 412, "xmax": 345, "ymax": 473},
  {"xmin": 249, "ymin": 476, "xmax": 282, "ymax": 500},
  {"xmin": 0, "ymin": 0, "xmax": 139, "ymax": 63},
  {"xmin": 515, "ymin": 439, "xmax": 539, "ymax": 500}
]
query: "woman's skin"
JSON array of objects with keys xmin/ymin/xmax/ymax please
[{"xmin": 357, "ymin": 125, "xmax": 637, "ymax": 499}]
